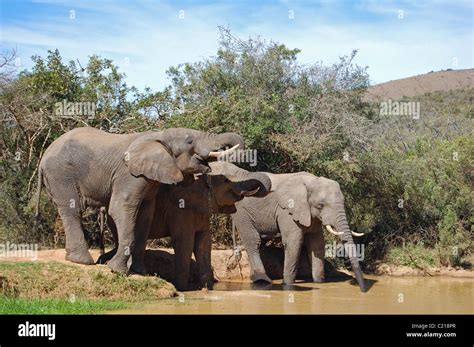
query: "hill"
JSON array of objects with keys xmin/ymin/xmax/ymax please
[{"xmin": 364, "ymin": 68, "xmax": 474, "ymax": 101}]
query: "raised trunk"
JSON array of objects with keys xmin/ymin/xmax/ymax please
[
  {"xmin": 335, "ymin": 208, "xmax": 367, "ymax": 293},
  {"xmin": 194, "ymin": 132, "xmax": 245, "ymax": 160},
  {"xmin": 214, "ymin": 133, "xmax": 246, "ymax": 151}
]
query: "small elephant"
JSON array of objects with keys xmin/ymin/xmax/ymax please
[
  {"xmin": 36, "ymin": 127, "xmax": 244, "ymax": 274},
  {"xmin": 99, "ymin": 163, "xmax": 271, "ymax": 291},
  {"xmin": 210, "ymin": 164, "xmax": 367, "ymax": 292}
]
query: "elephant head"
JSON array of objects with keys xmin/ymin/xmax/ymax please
[
  {"xmin": 157, "ymin": 166, "xmax": 272, "ymax": 216},
  {"xmin": 277, "ymin": 174, "xmax": 367, "ymax": 292},
  {"xmin": 171, "ymin": 162, "xmax": 271, "ymax": 215},
  {"xmin": 206, "ymin": 161, "xmax": 272, "ymax": 199},
  {"xmin": 203, "ymin": 169, "xmax": 272, "ymax": 214},
  {"xmin": 124, "ymin": 128, "xmax": 244, "ymax": 184}
]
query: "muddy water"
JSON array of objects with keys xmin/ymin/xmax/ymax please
[{"xmin": 112, "ymin": 276, "xmax": 473, "ymax": 314}]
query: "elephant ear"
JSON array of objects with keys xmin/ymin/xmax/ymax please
[
  {"xmin": 124, "ymin": 138, "xmax": 183, "ymax": 184},
  {"xmin": 276, "ymin": 180, "xmax": 311, "ymax": 227}
]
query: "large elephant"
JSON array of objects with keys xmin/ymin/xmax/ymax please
[
  {"xmin": 210, "ymin": 164, "xmax": 367, "ymax": 292},
  {"xmin": 98, "ymin": 162, "xmax": 272, "ymax": 290},
  {"xmin": 36, "ymin": 127, "xmax": 244, "ymax": 274}
]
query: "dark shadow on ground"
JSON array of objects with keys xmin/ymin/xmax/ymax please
[{"xmin": 144, "ymin": 249, "xmax": 182, "ymax": 284}]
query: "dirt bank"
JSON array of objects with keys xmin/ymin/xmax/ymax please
[
  {"xmin": 1, "ymin": 248, "xmax": 472, "ymax": 283},
  {"xmin": 0, "ymin": 257, "xmax": 176, "ymax": 301},
  {"xmin": 372, "ymin": 263, "xmax": 474, "ymax": 278}
]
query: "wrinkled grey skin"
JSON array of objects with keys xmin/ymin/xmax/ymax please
[
  {"xmin": 211, "ymin": 168, "xmax": 367, "ymax": 292},
  {"xmin": 37, "ymin": 127, "xmax": 244, "ymax": 275},
  {"xmin": 98, "ymin": 162, "xmax": 272, "ymax": 291}
]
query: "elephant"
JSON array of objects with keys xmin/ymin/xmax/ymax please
[
  {"xmin": 209, "ymin": 164, "xmax": 367, "ymax": 292},
  {"xmin": 98, "ymin": 162, "xmax": 272, "ymax": 291},
  {"xmin": 36, "ymin": 126, "xmax": 244, "ymax": 275}
]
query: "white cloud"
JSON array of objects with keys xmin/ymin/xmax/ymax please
[{"xmin": 1, "ymin": 0, "xmax": 472, "ymax": 89}]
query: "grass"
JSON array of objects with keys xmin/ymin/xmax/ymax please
[
  {"xmin": 0, "ymin": 297, "xmax": 127, "ymax": 314},
  {"xmin": 0, "ymin": 260, "xmax": 176, "ymax": 314}
]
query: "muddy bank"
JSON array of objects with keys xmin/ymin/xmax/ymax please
[
  {"xmin": 372, "ymin": 263, "xmax": 474, "ymax": 278},
  {"xmin": 144, "ymin": 247, "xmax": 473, "ymax": 283},
  {"xmin": 2, "ymin": 248, "xmax": 471, "ymax": 284}
]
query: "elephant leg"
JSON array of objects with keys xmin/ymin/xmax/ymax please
[
  {"xmin": 194, "ymin": 230, "xmax": 214, "ymax": 290},
  {"xmin": 236, "ymin": 222, "xmax": 271, "ymax": 283},
  {"xmin": 304, "ymin": 228, "xmax": 325, "ymax": 283},
  {"xmin": 172, "ymin": 232, "xmax": 195, "ymax": 291},
  {"xmin": 129, "ymin": 198, "xmax": 155, "ymax": 274},
  {"xmin": 106, "ymin": 196, "xmax": 139, "ymax": 274},
  {"xmin": 53, "ymin": 192, "xmax": 93, "ymax": 265},
  {"xmin": 279, "ymin": 216, "xmax": 304, "ymax": 285}
]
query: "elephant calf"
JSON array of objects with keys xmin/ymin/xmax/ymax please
[
  {"xmin": 99, "ymin": 162, "xmax": 272, "ymax": 291},
  {"xmin": 209, "ymin": 165, "xmax": 367, "ymax": 292}
]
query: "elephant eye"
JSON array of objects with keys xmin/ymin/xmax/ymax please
[
  {"xmin": 185, "ymin": 135, "xmax": 193, "ymax": 144},
  {"xmin": 315, "ymin": 204, "xmax": 323, "ymax": 209}
]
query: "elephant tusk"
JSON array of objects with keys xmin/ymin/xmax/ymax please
[
  {"xmin": 325, "ymin": 225, "xmax": 344, "ymax": 235},
  {"xmin": 241, "ymin": 187, "xmax": 260, "ymax": 196},
  {"xmin": 351, "ymin": 231, "xmax": 365, "ymax": 237},
  {"xmin": 208, "ymin": 144, "xmax": 240, "ymax": 158}
]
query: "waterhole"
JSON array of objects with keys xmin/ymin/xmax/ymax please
[{"xmin": 112, "ymin": 275, "xmax": 473, "ymax": 314}]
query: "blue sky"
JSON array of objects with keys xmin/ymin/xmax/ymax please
[{"xmin": 1, "ymin": 0, "xmax": 472, "ymax": 91}]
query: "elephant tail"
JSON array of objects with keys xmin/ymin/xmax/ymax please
[
  {"xmin": 34, "ymin": 166, "xmax": 43, "ymax": 218},
  {"xmin": 99, "ymin": 207, "xmax": 106, "ymax": 255}
]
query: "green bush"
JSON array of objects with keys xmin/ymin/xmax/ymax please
[
  {"xmin": 355, "ymin": 136, "xmax": 473, "ymax": 267},
  {"xmin": 386, "ymin": 241, "xmax": 436, "ymax": 268}
]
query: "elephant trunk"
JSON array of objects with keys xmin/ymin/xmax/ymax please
[
  {"xmin": 245, "ymin": 172, "xmax": 271, "ymax": 197},
  {"xmin": 206, "ymin": 162, "xmax": 272, "ymax": 196},
  {"xmin": 334, "ymin": 207, "xmax": 367, "ymax": 293},
  {"xmin": 232, "ymin": 171, "xmax": 272, "ymax": 197},
  {"xmin": 194, "ymin": 132, "xmax": 245, "ymax": 160},
  {"xmin": 214, "ymin": 133, "xmax": 246, "ymax": 151}
]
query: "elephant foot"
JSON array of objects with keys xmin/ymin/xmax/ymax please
[
  {"xmin": 129, "ymin": 261, "xmax": 147, "ymax": 275},
  {"xmin": 200, "ymin": 279, "xmax": 215, "ymax": 291},
  {"xmin": 313, "ymin": 277, "xmax": 325, "ymax": 283},
  {"xmin": 251, "ymin": 272, "xmax": 272, "ymax": 284},
  {"xmin": 198, "ymin": 274, "xmax": 215, "ymax": 290},
  {"xmin": 282, "ymin": 275, "xmax": 296, "ymax": 285},
  {"xmin": 175, "ymin": 278, "xmax": 189, "ymax": 292},
  {"xmin": 96, "ymin": 249, "xmax": 117, "ymax": 264},
  {"xmin": 107, "ymin": 255, "xmax": 129, "ymax": 274},
  {"xmin": 65, "ymin": 248, "xmax": 94, "ymax": 265}
]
